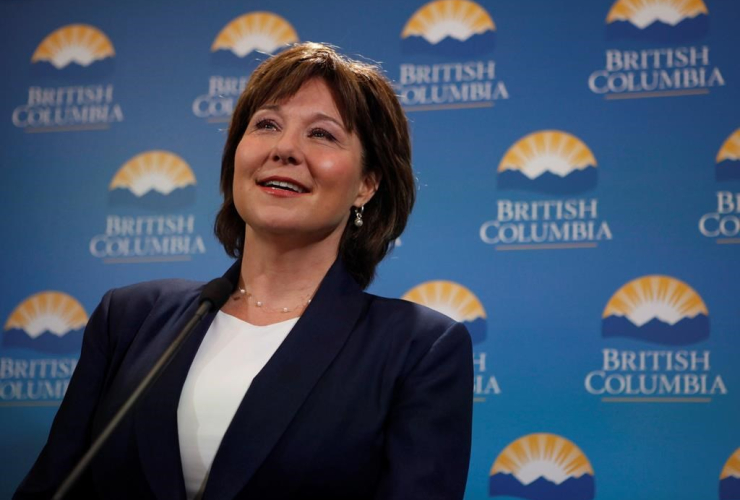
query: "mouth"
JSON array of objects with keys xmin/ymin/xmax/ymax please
[{"xmin": 257, "ymin": 177, "xmax": 309, "ymax": 194}]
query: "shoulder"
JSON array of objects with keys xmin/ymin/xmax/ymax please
[
  {"xmin": 364, "ymin": 294, "xmax": 458, "ymax": 333},
  {"xmin": 98, "ymin": 278, "xmax": 204, "ymax": 326},
  {"xmin": 108, "ymin": 278, "xmax": 203, "ymax": 307},
  {"xmin": 84, "ymin": 278, "xmax": 206, "ymax": 358},
  {"xmin": 360, "ymin": 294, "xmax": 472, "ymax": 366}
]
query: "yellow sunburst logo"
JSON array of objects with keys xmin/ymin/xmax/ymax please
[
  {"xmin": 212, "ymin": 12, "xmax": 298, "ymax": 58},
  {"xmin": 721, "ymin": 448, "xmax": 740, "ymax": 480},
  {"xmin": 489, "ymin": 433, "xmax": 595, "ymax": 498},
  {"xmin": 31, "ymin": 24, "xmax": 115, "ymax": 69},
  {"xmin": 403, "ymin": 281, "xmax": 487, "ymax": 343},
  {"xmin": 401, "ymin": 0, "xmax": 495, "ymax": 44},
  {"xmin": 402, "ymin": 280, "xmax": 486, "ymax": 322},
  {"xmin": 603, "ymin": 275, "xmax": 707, "ymax": 325},
  {"xmin": 4, "ymin": 291, "xmax": 88, "ymax": 338},
  {"xmin": 715, "ymin": 129, "xmax": 740, "ymax": 181},
  {"xmin": 606, "ymin": 0, "xmax": 708, "ymax": 28},
  {"xmin": 109, "ymin": 150, "xmax": 196, "ymax": 197},
  {"xmin": 717, "ymin": 129, "xmax": 740, "ymax": 163},
  {"xmin": 721, "ymin": 448, "xmax": 740, "ymax": 499},
  {"xmin": 499, "ymin": 130, "xmax": 597, "ymax": 180},
  {"xmin": 602, "ymin": 275, "xmax": 709, "ymax": 345}
]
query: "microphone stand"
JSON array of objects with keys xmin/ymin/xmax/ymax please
[{"xmin": 53, "ymin": 278, "xmax": 232, "ymax": 500}]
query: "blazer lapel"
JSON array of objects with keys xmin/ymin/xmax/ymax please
[
  {"xmin": 202, "ymin": 259, "xmax": 365, "ymax": 500},
  {"xmin": 135, "ymin": 262, "xmax": 241, "ymax": 500}
]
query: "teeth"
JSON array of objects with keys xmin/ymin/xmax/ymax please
[{"xmin": 263, "ymin": 180, "xmax": 305, "ymax": 193}]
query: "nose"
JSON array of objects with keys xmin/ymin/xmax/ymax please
[{"xmin": 271, "ymin": 129, "xmax": 304, "ymax": 166}]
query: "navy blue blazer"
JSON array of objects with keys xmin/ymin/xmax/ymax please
[{"xmin": 15, "ymin": 260, "xmax": 473, "ymax": 500}]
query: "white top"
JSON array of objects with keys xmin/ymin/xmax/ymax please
[{"xmin": 177, "ymin": 311, "xmax": 297, "ymax": 500}]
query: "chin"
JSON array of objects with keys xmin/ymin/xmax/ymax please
[
  {"xmin": 250, "ymin": 220, "xmax": 302, "ymax": 235},
  {"xmin": 250, "ymin": 219, "xmax": 346, "ymax": 243},
  {"xmin": 241, "ymin": 208, "xmax": 300, "ymax": 232}
]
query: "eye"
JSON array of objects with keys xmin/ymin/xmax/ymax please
[
  {"xmin": 309, "ymin": 128, "xmax": 336, "ymax": 141},
  {"xmin": 254, "ymin": 118, "xmax": 278, "ymax": 130}
]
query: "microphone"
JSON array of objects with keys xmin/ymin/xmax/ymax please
[
  {"xmin": 200, "ymin": 277, "xmax": 233, "ymax": 310},
  {"xmin": 53, "ymin": 277, "xmax": 233, "ymax": 500}
]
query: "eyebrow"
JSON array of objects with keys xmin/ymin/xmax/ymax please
[{"xmin": 255, "ymin": 105, "xmax": 347, "ymax": 131}]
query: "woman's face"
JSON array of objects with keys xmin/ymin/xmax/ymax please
[{"xmin": 233, "ymin": 78, "xmax": 376, "ymax": 243}]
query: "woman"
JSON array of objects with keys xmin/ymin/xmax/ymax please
[{"xmin": 16, "ymin": 42, "xmax": 473, "ymax": 500}]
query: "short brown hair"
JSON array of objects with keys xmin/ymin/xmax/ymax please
[{"xmin": 214, "ymin": 42, "xmax": 414, "ymax": 288}]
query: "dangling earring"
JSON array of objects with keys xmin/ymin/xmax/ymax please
[{"xmin": 353, "ymin": 205, "xmax": 364, "ymax": 227}]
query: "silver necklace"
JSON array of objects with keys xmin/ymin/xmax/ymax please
[{"xmin": 232, "ymin": 285, "xmax": 313, "ymax": 314}]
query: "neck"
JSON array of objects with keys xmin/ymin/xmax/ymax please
[{"xmin": 238, "ymin": 226, "xmax": 341, "ymax": 304}]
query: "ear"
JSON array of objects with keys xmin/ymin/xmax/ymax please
[{"xmin": 355, "ymin": 171, "xmax": 380, "ymax": 207}]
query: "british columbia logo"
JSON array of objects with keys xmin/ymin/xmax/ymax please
[
  {"xmin": 108, "ymin": 150, "xmax": 196, "ymax": 207},
  {"xmin": 212, "ymin": 12, "xmax": 298, "ymax": 58},
  {"xmin": 32, "ymin": 24, "xmax": 115, "ymax": 69},
  {"xmin": 1, "ymin": 292, "xmax": 85, "ymax": 401},
  {"xmin": 585, "ymin": 275, "xmax": 727, "ymax": 401},
  {"xmin": 3, "ymin": 292, "xmax": 86, "ymax": 353},
  {"xmin": 401, "ymin": 0, "xmax": 495, "ymax": 49},
  {"xmin": 397, "ymin": 0, "xmax": 508, "ymax": 111},
  {"xmin": 480, "ymin": 130, "xmax": 612, "ymax": 250},
  {"xmin": 716, "ymin": 129, "xmax": 740, "ymax": 182},
  {"xmin": 89, "ymin": 150, "xmax": 206, "ymax": 263},
  {"xmin": 699, "ymin": 129, "xmax": 740, "ymax": 244},
  {"xmin": 589, "ymin": 0, "xmax": 724, "ymax": 100},
  {"xmin": 720, "ymin": 448, "xmax": 740, "ymax": 500},
  {"xmin": 605, "ymin": 0, "xmax": 708, "ymax": 40},
  {"xmin": 193, "ymin": 12, "xmax": 299, "ymax": 123},
  {"xmin": 12, "ymin": 24, "xmax": 124, "ymax": 132},
  {"xmin": 602, "ymin": 275, "xmax": 709, "ymax": 345},
  {"xmin": 403, "ymin": 281, "xmax": 487, "ymax": 344},
  {"xmin": 496, "ymin": 130, "xmax": 597, "ymax": 193},
  {"xmin": 489, "ymin": 433, "xmax": 595, "ymax": 500},
  {"xmin": 402, "ymin": 281, "xmax": 499, "ymax": 400}
]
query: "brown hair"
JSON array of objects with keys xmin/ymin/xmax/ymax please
[{"xmin": 214, "ymin": 42, "xmax": 414, "ymax": 289}]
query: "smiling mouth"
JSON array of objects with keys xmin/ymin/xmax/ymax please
[{"xmin": 258, "ymin": 179, "xmax": 308, "ymax": 194}]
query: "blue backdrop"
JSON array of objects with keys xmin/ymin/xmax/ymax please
[{"xmin": 1, "ymin": 1, "xmax": 739, "ymax": 499}]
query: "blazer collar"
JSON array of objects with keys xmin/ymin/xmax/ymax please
[{"xmin": 134, "ymin": 259, "xmax": 365, "ymax": 500}]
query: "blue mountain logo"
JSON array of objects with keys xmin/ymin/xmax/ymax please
[
  {"xmin": 108, "ymin": 150, "xmax": 197, "ymax": 209},
  {"xmin": 3, "ymin": 291, "xmax": 87, "ymax": 354},
  {"xmin": 602, "ymin": 275, "xmax": 710, "ymax": 346},
  {"xmin": 716, "ymin": 129, "xmax": 740, "ymax": 181},
  {"xmin": 489, "ymin": 433, "xmax": 595, "ymax": 500},
  {"xmin": 401, "ymin": 0, "xmax": 497, "ymax": 55},
  {"xmin": 720, "ymin": 448, "xmax": 740, "ymax": 500},
  {"xmin": 497, "ymin": 131, "xmax": 598, "ymax": 195},
  {"xmin": 402, "ymin": 280, "xmax": 488, "ymax": 345},
  {"xmin": 605, "ymin": 0, "xmax": 709, "ymax": 41}
]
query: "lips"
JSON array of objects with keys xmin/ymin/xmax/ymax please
[{"xmin": 257, "ymin": 176, "xmax": 309, "ymax": 194}]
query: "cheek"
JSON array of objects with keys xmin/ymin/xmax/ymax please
[
  {"xmin": 312, "ymin": 150, "xmax": 364, "ymax": 193},
  {"xmin": 232, "ymin": 140, "xmax": 259, "ymax": 206},
  {"xmin": 234, "ymin": 139, "xmax": 254, "ymax": 175}
]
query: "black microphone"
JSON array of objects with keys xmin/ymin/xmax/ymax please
[
  {"xmin": 200, "ymin": 277, "xmax": 234, "ymax": 310},
  {"xmin": 53, "ymin": 277, "xmax": 233, "ymax": 500}
]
